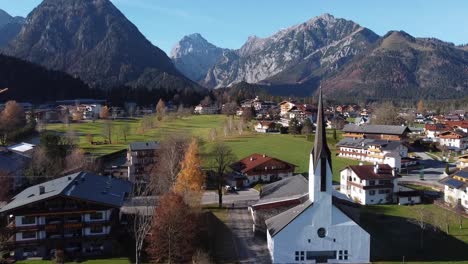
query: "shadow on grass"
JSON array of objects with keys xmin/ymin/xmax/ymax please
[
  {"xmin": 199, "ymin": 211, "xmax": 238, "ymax": 263},
  {"xmin": 361, "ymin": 210, "xmax": 468, "ymax": 262}
]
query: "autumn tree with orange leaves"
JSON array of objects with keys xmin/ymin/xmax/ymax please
[
  {"xmin": 173, "ymin": 138, "xmax": 205, "ymax": 204},
  {"xmin": 146, "ymin": 192, "xmax": 196, "ymax": 263}
]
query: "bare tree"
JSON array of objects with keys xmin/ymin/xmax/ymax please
[
  {"xmin": 131, "ymin": 180, "xmax": 155, "ymax": 264},
  {"xmin": 413, "ymin": 206, "xmax": 432, "ymax": 249},
  {"xmin": 371, "ymin": 102, "xmax": 400, "ymax": 125},
  {"xmin": 208, "ymin": 128, "xmax": 217, "ymax": 142},
  {"xmin": 156, "ymin": 99, "xmax": 166, "ymax": 121},
  {"xmin": 120, "ymin": 123, "xmax": 131, "ymax": 142},
  {"xmin": 64, "ymin": 148, "xmax": 86, "ymax": 173},
  {"xmin": 222, "ymin": 102, "xmax": 238, "ymax": 116},
  {"xmin": 102, "ymin": 120, "xmax": 113, "ymax": 144},
  {"xmin": 238, "ymin": 118, "xmax": 244, "ymax": 135},
  {"xmin": 150, "ymin": 134, "xmax": 189, "ymax": 194},
  {"xmin": 100, "ymin": 106, "xmax": 110, "ymax": 119},
  {"xmin": 211, "ymin": 142, "xmax": 236, "ymax": 208}
]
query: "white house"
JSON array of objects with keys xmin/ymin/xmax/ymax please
[
  {"xmin": 336, "ymin": 138, "xmax": 408, "ymax": 171},
  {"xmin": 438, "ymin": 130, "xmax": 468, "ymax": 150},
  {"xmin": 339, "ymin": 164, "xmax": 399, "ymax": 205},
  {"xmin": 265, "ymin": 90, "xmax": 370, "ymax": 264},
  {"xmin": 440, "ymin": 169, "xmax": 468, "ymax": 211},
  {"xmin": 255, "ymin": 121, "xmax": 279, "ymax": 133}
]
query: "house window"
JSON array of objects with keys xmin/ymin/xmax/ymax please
[
  {"xmin": 22, "ymin": 231, "xmax": 36, "ymax": 239},
  {"xmin": 295, "ymin": 251, "xmax": 305, "ymax": 261},
  {"xmin": 21, "ymin": 216, "xmax": 36, "ymax": 225},
  {"xmin": 90, "ymin": 226, "xmax": 104, "ymax": 234},
  {"xmin": 90, "ymin": 212, "xmax": 103, "ymax": 220},
  {"xmin": 369, "ymin": 190, "xmax": 376, "ymax": 196},
  {"xmin": 338, "ymin": 250, "xmax": 349, "ymax": 260},
  {"xmin": 369, "ymin": 180, "xmax": 375, "ymax": 186}
]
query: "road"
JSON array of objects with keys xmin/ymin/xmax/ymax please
[
  {"xmin": 226, "ymin": 206, "xmax": 271, "ymax": 263},
  {"xmin": 400, "ymin": 152, "xmax": 454, "ymax": 187},
  {"xmin": 201, "ymin": 189, "xmax": 260, "ymax": 205}
]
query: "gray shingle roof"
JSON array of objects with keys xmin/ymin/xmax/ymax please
[
  {"xmin": 336, "ymin": 138, "xmax": 403, "ymax": 151},
  {"xmin": 0, "ymin": 172, "xmax": 132, "ymax": 213},
  {"xmin": 254, "ymin": 175, "xmax": 308, "ymax": 206},
  {"xmin": 342, "ymin": 124, "xmax": 409, "ymax": 136},
  {"xmin": 265, "ymin": 199, "xmax": 313, "ymax": 236},
  {"xmin": 129, "ymin": 141, "xmax": 159, "ymax": 151},
  {"xmin": 0, "ymin": 151, "xmax": 28, "ymax": 174}
]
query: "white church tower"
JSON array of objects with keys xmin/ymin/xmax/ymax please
[{"xmin": 265, "ymin": 87, "xmax": 371, "ymax": 264}]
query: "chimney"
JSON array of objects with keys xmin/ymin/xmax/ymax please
[{"xmin": 39, "ymin": 186, "xmax": 45, "ymax": 195}]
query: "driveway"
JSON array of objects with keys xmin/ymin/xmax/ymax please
[
  {"xmin": 226, "ymin": 206, "xmax": 271, "ymax": 263},
  {"xmin": 202, "ymin": 188, "xmax": 260, "ymax": 205},
  {"xmin": 400, "ymin": 152, "xmax": 454, "ymax": 187}
]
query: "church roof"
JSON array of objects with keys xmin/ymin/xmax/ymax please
[
  {"xmin": 311, "ymin": 88, "xmax": 331, "ymax": 170},
  {"xmin": 265, "ymin": 199, "xmax": 313, "ymax": 237}
]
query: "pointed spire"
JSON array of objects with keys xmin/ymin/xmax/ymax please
[{"xmin": 312, "ymin": 87, "xmax": 331, "ymax": 191}]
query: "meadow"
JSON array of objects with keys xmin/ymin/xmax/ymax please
[{"xmin": 46, "ymin": 115, "xmax": 361, "ymax": 181}]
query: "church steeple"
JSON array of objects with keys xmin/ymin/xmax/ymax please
[{"xmin": 312, "ymin": 87, "xmax": 331, "ymax": 192}]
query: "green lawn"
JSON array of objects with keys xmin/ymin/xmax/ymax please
[
  {"xmin": 46, "ymin": 115, "xmax": 360, "ymax": 181},
  {"xmin": 16, "ymin": 258, "xmax": 131, "ymax": 264},
  {"xmin": 362, "ymin": 204, "xmax": 468, "ymax": 263}
]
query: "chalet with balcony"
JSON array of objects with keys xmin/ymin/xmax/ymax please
[
  {"xmin": 424, "ymin": 123, "xmax": 447, "ymax": 141},
  {"xmin": 438, "ymin": 130, "xmax": 468, "ymax": 150},
  {"xmin": 456, "ymin": 154, "xmax": 468, "ymax": 169},
  {"xmin": 0, "ymin": 172, "xmax": 132, "ymax": 260},
  {"xmin": 127, "ymin": 141, "xmax": 159, "ymax": 182},
  {"xmin": 229, "ymin": 154, "xmax": 296, "ymax": 187},
  {"xmin": 439, "ymin": 169, "xmax": 468, "ymax": 212},
  {"xmin": 340, "ymin": 164, "xmax": 399, "ymax": 205},
  {"xmin": 342, "ymin": 124, "xmax": 410, "ymax": 142},
  {"xmin": 336, "ymin": 138, "xmax": 408, "ymax": 171}
]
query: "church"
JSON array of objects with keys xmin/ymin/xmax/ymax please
[{"xmin": 265, "ymin": 89, "xmax": 370, "ymax": 263}]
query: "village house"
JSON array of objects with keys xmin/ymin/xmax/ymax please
[
  {"xmin": 279, "ymin": 101, "xmax": 296, "ymax": 116},
  {"xmin": 339, "ymin": 164, "xmax": 400, "ymax": 205},
  {"xmin": 255, "ymin": 121, "xmax": 279, "ymax": 133},
  {"xmin": 439, "ymin": 169, "xmax": 468, "ymax": 211},
  {"xmin": 228, "ymin": 154, "xmax": 296, "ymax": 187},
  {"xmin": 193, "ymin": 104, "xmax": 219, "ymax": 115},
  {"xmin": 424, "ymin": 123, "xmax": 447, "ymax": 141},
  {"xmin": 127, "ymin": 141, "xmax": 159, "ymax": 182},
  {"xmin": 0, "ymin": 172, "xmax": 132, "ymax": 260},
  {"xmin": 444, "ymin": 120, "xmax": 468, "ymax": 133},
  {"xmin": 456, "ymin": 154, "xmax": 468, "ymax": 169},
  {"xmin": 336, "ymin": 138, "xmax": 408, "ymax": 171},
  {"xmin": 342, "ymin": 124, "xmax": 410, "ymax": 142},
  {"xmin": 265, "ymin": 90, "xmax": 370, "ymax": 264},
  {"xmin": 438, "ymin": 130, "xmax": 468, "ymax": 150}
]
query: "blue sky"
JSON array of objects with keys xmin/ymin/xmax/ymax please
[{"xmin": 1, "ymin": 0, "xmax": 467, "ymax": 54}]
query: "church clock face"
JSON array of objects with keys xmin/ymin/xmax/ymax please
[{"xmin": 317, "ymin": 227, "xmax": 326, "ymax": 238}]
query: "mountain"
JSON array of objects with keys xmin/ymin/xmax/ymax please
[
  {"xmin": 3, "ymin": 0, "xmax": 200, "ymax": 92},
  {"xmin": 170, "ymin": 33, "xmax": 227, "ymax": 82},
  {"xmin": 0, "ymin": 54, "xmax": 95, "ymax": 103},
  {"xmin": 321, "ymin": 31, "xmax": 468, "ymax": 100},
  {"xmin": 200, "ymin": 14, "xmax": 380, "ymax": 90},
  {"xmin": 0, "ymin": 9, "xmax": 25, "ymax": 48}
]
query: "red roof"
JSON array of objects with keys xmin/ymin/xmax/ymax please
[
  {"xmin": 424, "ymin": 123, "xmax": 447, "ymax": 131},
  {"xmin": 444, "ymin": 120, "xmax": 468, "ymax": 129},
  {"xmin": 230, "ymin": 153, "xmax": 296, "ymax": 174},
  {"xmin": 346, "ymin": 164, "xmax": 397, "ymax": 180}
]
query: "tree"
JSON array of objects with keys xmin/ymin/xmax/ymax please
[
  {"xmin": 173, "ymin": 138, "xmax": 205, "ymax": 204},
  {"xmin": 333, "ymin": 128, "xmax": 337, "ymax": 141},
  {"xmin": 301, "ymin": 118, "xmax": 314, "ymax": 135},
  {"xmin": 0, "ymin": 170, "xmax": 12, "ymax": 202},
  {"xmin": 413, "ymin": 206, "xmax": 431, "ymax": 249},
  {"xmin": 131, "ymin": 180, "xmax": 156, "ymax": 264},
  {"xmin": 222, "ymin": 102, "xmax": 238, "ymax": 116},
  {"xmin": 100, "ymin": 106, "xmax": 110, "ymax": 119},
  {"xmin": 208, "ymin": 128, "xmax": 217, "ymax": 142},
  {"xmin": 86, "ymin": 133, "xmax": 93, "ymax": 144},
  {"xmin": 0, "ymin": 100, "xmax": 26, "ymax": 145},
  {"xmin": 241, "ymin": 106, "xmax": 255, "ymax": 122},
  {"xmin": 288, "ymin": 118, "xmax": 301, "ymax": 135},
  {"xmin": 417, "ymin": 99, "xmax": 425, "ymax": 113},
  {"xmin": 102, "ymin": 120, "xmax": 113, "ymax": 144},
  {"xmin": 211, "ymin": 142, "xmax": 236, "ymax": 208},
  {"xmin": 200, "ymin": 96, "xmax": 213, "ymax": 106},
  {"xmin": 156, "ymin": 99, "xmax": 166, "ymax": 121},
  {"xmin": 120, "ymin": 123, "xmax": 131, "ymax": 142},
  {"xmin": 150, "ymin": 135, "xmax": 189, "ymax": 195},
  {"xmin": 371, "ymin": 102, "xmax": 400, "ymax": 125},
  {"xmin": 64, "ymin": 148, "xmax": 85, "ymax": 173},
  {"xmin": 237, "ymin": 118, "xmax": 244, "ymax": 135},
  {"xmin": 146, "ymin": 192, "xmax": 196, "ymax": 263}
]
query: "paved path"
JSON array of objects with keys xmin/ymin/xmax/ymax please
[
  {"xmin": 399, "ymin": 152, "xmax": 454, "ymax": 187},
  {"xmin": 201, "ymin": 189, "xmax": 260, "ymax": 205},
  {"xmin": 226, "ymin": 205, "xmax": 271, "ymax": 263}
]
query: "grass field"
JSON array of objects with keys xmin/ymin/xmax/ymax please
[
  {"xmin": 46, "ymin": 115, "xmax": 361, "ymax": 181},
  {"xmin": 363, "ymin": 204, "xmax": 468, "ymax": 263}
]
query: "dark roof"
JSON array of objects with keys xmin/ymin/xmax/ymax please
[
  {"xmin": 0, "ymin": 150, "xmax": 29, "ymax": 174},
  {"xmin": 336, "ymin": 138, "xmax": 403, "ymax": 152},
  {"xmin": 0, "ymin": 172, "xmax": 132, "ymax": 213},
  {"xmin": 265, "ymin": 199, "xmax": 313, "ymax": 236},
  {"xmin": 342, "ymin": 124, "xmax": 409, "ymax": 136},
  {"xmin": 253, "ymin": 175, "xmax": 308, "ymax": 206},
  {"xmin": 129, "ymin": 141, "xmax": 159, "ymax": 151},
  {"xmin": 345, "ymin": 164, "xmax": 397, "ymax": 180},
  {"xmin": 441, "ymin": 178, "xmax": 465, "ymax": 189},
  {"xmin": 454, "ymin": 170, "xmax": 468, "ymax": 180},
  {"xmin": 311, "ymin": 88, "xmax": 331, "ymax": 170}
]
